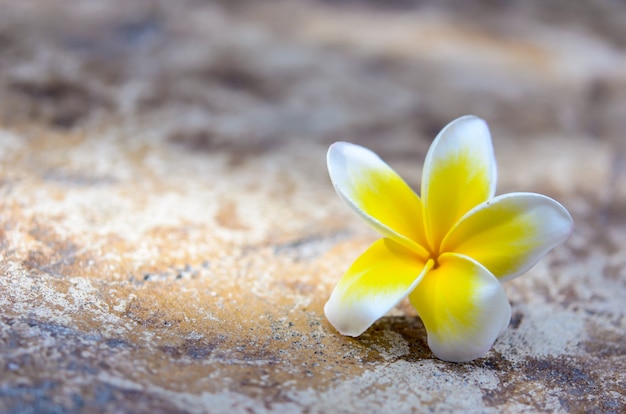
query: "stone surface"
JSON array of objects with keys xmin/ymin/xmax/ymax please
[{"xmin": 0, "ymin": 1, "xmax": 625, "ymax": 412}]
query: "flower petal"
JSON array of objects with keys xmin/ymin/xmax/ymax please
[
  {"xmin": 409, "ymin": 253, "xmax": 511, "ymax": 362},
  {"xmin": 421, "ymin": 116, "xmax": 497, "ymax": 250},
  {"xmin": 441, "ymin": 192, "xmax": 573, "ymax": 282},
  {"xmin": 325, "ymin": 238, "xmax": 433, "ymax": 337},
  {"xmin": 328, "ymin": 141, "xmax": 429, "ymax": 257}
]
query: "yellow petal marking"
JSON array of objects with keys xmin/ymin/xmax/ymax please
[
  {"xmin": 421, "ymin": 116, "xmax": 496, "ymax": 250},
  {"xmin": 408, "ymin": 253, "xmax": 511, "ymax": 362},
  {"xmin": 325, "ymin": 238, "xmax": 432, "ymax": 337},
  {"xmin": 441, "ymin": 192, "xmax": 574, "ymax": 282},
  {"xmin": 328, "ymin": 142, "xmax": 429, "ymax": 257}
]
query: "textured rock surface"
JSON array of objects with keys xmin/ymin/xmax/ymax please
[{"xmin": 0, "ymin": 1, "xmax": 625, "ymax": 412}]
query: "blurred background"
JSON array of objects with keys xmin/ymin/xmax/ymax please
[
  {"xmin": 1, "ymin": 0, "xmax": 625, "ymax": 202},
  {"xmin": 1, "ymin": 1, "xmax": 624, "ymax": 140}
]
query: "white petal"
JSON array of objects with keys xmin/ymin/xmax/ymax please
[
  {"xmin": 328, "ymin": 142, "xmax": 429, "ymax": 256},
  {"xmin": 421, "ymin": 115, "xmax": 497, "ymax": 249},
  {"xmin": 325, "ymin": 238, "xmax": 432, "ymax": 336},
  {"xmin": 442, "ymin": 192, "xmax": 574, "ymax": 282},
  {"xmin": 409, "ymin": 253, "xmax": 512, "ymax": 362}
]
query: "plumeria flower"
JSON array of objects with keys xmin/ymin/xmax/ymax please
[{"xmin": 325, "ymin": 115, "xmax": 573, "ymax": 362}]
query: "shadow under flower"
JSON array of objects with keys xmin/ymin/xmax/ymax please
[{"xmin": 352, "ymin": 315, "xmax": 432, "ymax": 363}]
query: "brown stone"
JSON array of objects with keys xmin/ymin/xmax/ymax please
[{"xmin": 0, "ymin": 0, "xmax": 624, "ymax": 412}]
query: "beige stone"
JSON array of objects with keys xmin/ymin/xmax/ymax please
[{"xmin": 0, "ymin": 1, "xmax": 624, "ymax": 412}]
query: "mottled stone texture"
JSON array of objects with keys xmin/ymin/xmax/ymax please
[{"xmin": 0, "ymin": 0, "xmax": 625, "ymax": 413}]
